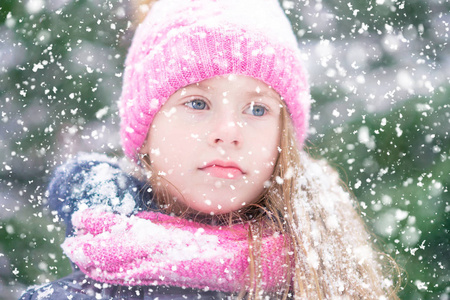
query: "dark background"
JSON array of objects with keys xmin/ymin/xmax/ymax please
[{"xmin": 0, "ymin": 0, "xmax": 448, "ymax": 299}]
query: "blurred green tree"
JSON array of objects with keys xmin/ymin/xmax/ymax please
[{"xmin": 0, "ymin": 0, "xmax": 448, "ymax": 299}]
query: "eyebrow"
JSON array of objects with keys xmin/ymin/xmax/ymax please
[
  {"xmin": 245, "ymin": 89, "xmax": 281, "ymax": 101},
  {"xmin": 190, "ymin": 83, "xmax": 210, "ymax": 91}
]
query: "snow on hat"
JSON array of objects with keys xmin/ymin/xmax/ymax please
[{"xmin": 120, "ymin": 0, "xmax": 310, "ymax": 160}]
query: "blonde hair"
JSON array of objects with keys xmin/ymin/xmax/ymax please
[{"xmin": 237, "ymin": 105, "xmax": 399, "ymax": 299}]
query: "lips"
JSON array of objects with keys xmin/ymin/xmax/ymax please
[{"xmin": 199, "ymin": 160, "xmax": 244, "ymax": 179}]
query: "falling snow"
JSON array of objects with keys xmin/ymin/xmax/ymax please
[{"xmin": 0, "ymin": 0, "xmax": 448, "ymax": 299}]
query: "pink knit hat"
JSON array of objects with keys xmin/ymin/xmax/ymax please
[{"xmin": 120, "ymin": 0, "xmax": 310, "ymax": 160}]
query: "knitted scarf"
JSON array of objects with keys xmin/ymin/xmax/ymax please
[{"xmin": 62, "ymin": 208, "xmax": 289, "ymax": 293}]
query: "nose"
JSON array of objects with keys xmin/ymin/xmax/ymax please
[{"xmin": 207, "ymin": 112, "xmax": 243, "ymax": 148}]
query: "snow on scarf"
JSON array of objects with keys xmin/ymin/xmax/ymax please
[{"xmin": 62, "ymin": 208, "xmax": 289, "ymax": 292}]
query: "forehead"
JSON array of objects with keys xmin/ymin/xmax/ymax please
[{"xmin": 183, "ymin": 75, "xmax": 281, "ymax": 100}]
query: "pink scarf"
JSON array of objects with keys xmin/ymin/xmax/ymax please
[{"xmin": 62, "ymin": 208, "xmax": 289, "ymax": 292}]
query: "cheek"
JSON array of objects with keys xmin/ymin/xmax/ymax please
[
  {"xmin": 249, "ymin": 150, "xmax": 276, "ymax": 174},
  {"xmin": 247, "ymin": 143, "xmax": 279, "ymax": 183},
  {"xmin": 249, "ymin": 126, "xmax": 280, "ymax": 161},
  {"xmin": 148, "ymin": 129, "xmax": 204, "ymax": 173}
]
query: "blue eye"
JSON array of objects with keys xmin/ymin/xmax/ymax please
[
  {"xmin": 186, "ymin": 99, "xmax": 207, "ymax": 110},
  {"xmin": 252, "ymin": 105, "xmax": 266, "ymax": 116},
  {"xmin": 247, "ymin": 104, "xmax": 267, "ymax": 116}
]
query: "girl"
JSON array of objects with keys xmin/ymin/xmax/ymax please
[{"xmin": 21, "ymin": 0, "xmax": 398, "ymax": 299}]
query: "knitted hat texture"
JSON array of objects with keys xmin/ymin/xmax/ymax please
[{"xmin": 120, "ymin": 0, "xmax": 310, "ymax": 159}]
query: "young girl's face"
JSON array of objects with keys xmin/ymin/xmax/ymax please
[{"xmin": 141, "ymin": 75, "xmax": 281, "ymax": 215}]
